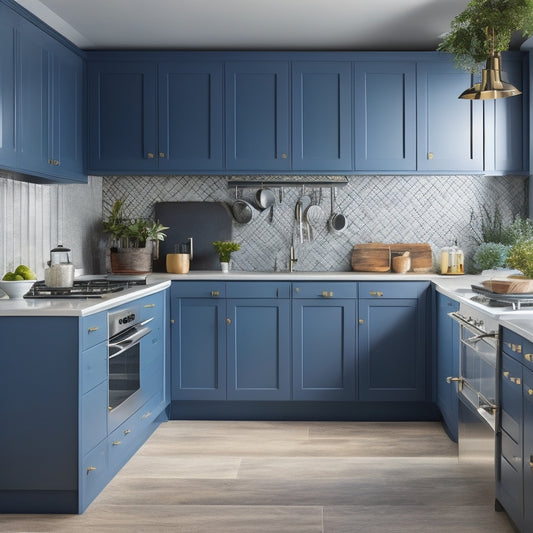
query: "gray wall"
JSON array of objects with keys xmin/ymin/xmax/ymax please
[
  {"xmin": 0, "ymin": 173, "xmax": 102, "ymax": 279},
  {"xmin": 103, "ymin": 174, "xmax": 528, "ymax": 273}
]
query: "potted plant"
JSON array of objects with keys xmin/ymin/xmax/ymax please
[
  {"xmin": 103, "ymin": 200, "xmax": 169, "ymax": 274},
  {"xmin": 212, "ymin": 241, "xmax": 240, "ymax": 273},
  {"xmin": 438, "ymin": 0, "xmax": 533, "ymax": 99}
]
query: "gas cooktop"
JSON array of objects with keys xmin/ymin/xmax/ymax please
[{"xmin": 24, "ymin": 277, "xmax": 147, "ymax": 299}]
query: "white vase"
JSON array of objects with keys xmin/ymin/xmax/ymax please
[{"xmin": 220, "ymin": 261, "xmax": 229, "ymax": 273}]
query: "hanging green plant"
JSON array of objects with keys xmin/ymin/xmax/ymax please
[{"xmin": 438, "ymin": 0, "xmax": 533, "ymax": 73}]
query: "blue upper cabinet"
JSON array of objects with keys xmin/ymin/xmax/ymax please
[
  {"xmin": 417, "ymin": 59, "xmax": 483, "ymax": 172},
  {"xmin": 88, "ymin": 61, "xmax": 158, "ymax": 172},
  {"xmin": 292, "ymin": 61, "xmax": 352, "ymax": 171},
  {"xmin": 225, "ymin": 60, "xmax": 290, "ymax": 171},
  {"xmin": 0, "ymin": 3, "xmax": 17, "ymax": 168},
  {"xmin": 158, "ymin": 61, "xmax": 223, "ymax": 171},
  {"xmin": 354, "ymin": 61, "xmax": 416, "ymax": 171},
  {"xmin": 484, "ymin": 53, "xmax": 527, "ymax": 174}
]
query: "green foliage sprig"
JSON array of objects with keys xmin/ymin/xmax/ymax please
[
  {"xmin": 506, "ymin": 240, "xmax": 533, "ymax": 278},
  {"xmin": 212, "ymin": 241, "xmax": 240, "ymax": 263},
  {"xmin": 438, "ymin": 0, "xmax": 533, "ymax": 73},
  {"xmin": 103, "ymin": 200, "xmax": 168, "ymax": 248}
]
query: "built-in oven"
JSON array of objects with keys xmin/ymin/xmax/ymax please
[{"xmin": 107, "ymin": 307, "xmax": 153, "ymax": 431}]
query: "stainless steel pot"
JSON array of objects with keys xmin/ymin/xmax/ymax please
[{"xmin": 328, "ymin": 188, "xmax": 347, "ymax": 233}]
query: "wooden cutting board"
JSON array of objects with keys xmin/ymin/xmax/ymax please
[
  {"xmin": 351, "ymin": 243, "xmax": 391, "ymax": 272},
  {"xmin": 390, "ymin": 243, "xmax": 432, "ymax": 272}
]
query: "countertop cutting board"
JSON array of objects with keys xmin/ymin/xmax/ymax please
[
  {"xmin": 351, "ymin": 242, "xmax": 432, "ymax": 272},
  {"xmin": 153, "ymin": 202, "xmax": 232, "ymax": 271}
]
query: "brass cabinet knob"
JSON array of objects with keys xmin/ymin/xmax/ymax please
[
  {"xmin": 159, "ymin": 152, "xmax": 165, "ymax": 158},
  {"xmin": 528, "ymin": 388, "xmax": 533, "ymax": 396},
  {"xmin": 358, "ymin": 319, "xmax": 364, "ymax": 325},
  {"xmin": 428, "ymin": 152, "xmax": 434, "ymax": 160},
  {"xmin": 281, "ymin": 153, "xmax": 288, "ymax": 159},
  {"xmin": 147, "ymin": 152, "xmax": 154, "ymax": 158},
  {"xmin": 226, "ymin": 318, "xmax": 232, "ymax": 325},
  {"xmin": 170, "ymin": 319, "xmax": 175, "ymax": 324}
]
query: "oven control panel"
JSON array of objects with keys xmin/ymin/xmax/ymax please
[{"xmin": 108, "ymin": 307, "xmax": 140, "ymax": 337}]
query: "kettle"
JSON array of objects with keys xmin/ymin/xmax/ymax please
[
  {"xmin": 44, "ymin": 245, "xmax": 75, "ymax": 287},
  {"xmin": 440, "ymin": 240, "xmax": 464, "ymax": 275}
]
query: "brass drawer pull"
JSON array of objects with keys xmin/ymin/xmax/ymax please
[
  {"xmin": 369, "ymin": 291, "xmax": 383, "ymax": 297},
  {"xmin": 86, "ymin": 466, "xmax": 96, "ymax": 474},
  {"xmin": 528, "ymin": 388, "xmax": 533, "ymax": 396},
  {"xmin": 211, "ymin": 290, "xmax": 220, "ymax": 297},
  {"xmin": 124, "ymin": 429, "xmax": 131, "ymax": 435},
  {"xmin": 510, "ymin": 377, "xmax": 521, "ymax": 385},
  {"xmin": 141, "ymin": 411, "xmax": 152, "ymax": 420},
  {"xmin": 525, "ymin": 353, "xmax": 533, "ymax": 362},
  {"xmin": 144, "ymin": 303, "xmax": 156, "ymax": 308},
  {"xmin": 530, "ymin": 456, "xmax": 533, "ymax": 469},
  {"xmin": 147, "ymin": 152, "xmax": 154, "ymax": 158},
  {"xmin": 503, "ymin": 371, "xmax": 510, "ymax": 379},
  {"xmin": 88, "ymin": 326, "xmax": 99, "ymax": 332},
  {"xmin": 113, "ymin": 440, "xmax": 121, "ymax": 446},
  {"xmin": 321, "ymin": 291, "xmax": 333, "ymax": 298}
]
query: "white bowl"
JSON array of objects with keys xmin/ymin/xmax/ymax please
[{"xmin": 0, "ymin": 280, "xmax": 36, "ymax": 299}]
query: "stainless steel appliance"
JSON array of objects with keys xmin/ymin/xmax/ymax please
[
  {"xmin": 449, "ymin": 300, "xmax": 499, "ymax": 498},
  {"xmin": 24, "ymin": 277, "xmax": 146, "ymax": 298},
  {"xmin": 107, "ymin": 306, "xmax": 153, "ymax": 431}
]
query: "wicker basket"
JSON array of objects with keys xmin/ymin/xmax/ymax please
[{"xmin": 110, "ymin": 247, "xmax": 153, "ymax": 274}]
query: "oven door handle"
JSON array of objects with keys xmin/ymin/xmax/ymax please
[
  {"xmin": 108, "ymin": 324, "xmax": 152, "ymax": 360},
  {"xmin": 448, "ymin": 312, "xmax": 498, "ymax": 339},
  {"xmin": 463, "ymin": 332, "xmax": 498, "ymax": 344}
]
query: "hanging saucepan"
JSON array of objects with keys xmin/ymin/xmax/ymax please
[
  {"xmin": 328, "ymin": 187, "xmax": 347, "ymax": 233},
  {"xmin": 231, "ymin": 188, "xmax": 254, "ymax": 225}
]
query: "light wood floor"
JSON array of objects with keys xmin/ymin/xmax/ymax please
[{"xmin": 0, "ymin": 421, "xmax": 515, "ymax": 532}]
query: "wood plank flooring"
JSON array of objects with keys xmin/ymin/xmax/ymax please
[{"xmin": 0, "ymin": 421, "xmax": 515, "ymax": 532}]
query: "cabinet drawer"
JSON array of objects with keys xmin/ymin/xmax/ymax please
[
  {"xmin": 358, "ymin": 281, "xmax": 428, "ymax": 299},
  {"xmin": 292, "ymin": 282, "xmax": 357, "ymax": 299},
  {"xmin": 81, "ymin": 438, "xmax": 108, "ymax": 511},
  {"xmin": 138, "ymin": 290, "xmax": 166, "ymax": 321},
  {"xmin": 81, "ymin": 312, "xmax": 107, "ymax": 350},
  {"xmin": 81, "ymin": 342, "xmax": 108, "ymax": 394},
  {"xmin": 81, "ymin": 381, "xmax": 108, "ymax": 455},
  {"xmin": 108, "ymin": 416, "xmax": 138, "ymax": 471},
  {"xmin": 171, "ymin": 281, "xmax": 226, "ymax": 299},
  {"xmin": 502, "ymin": 328, "xmax": 533, "ymax": 367},
  {"xmin": 502, "ymin": 429, "xmax": 522, "ymax": 473},
  {"xmin": 500, "ymin": 453, "xmax": 522, "ymax": 513},
  {"xmin": 226, "ymin": 282, "xmax": 290, "ymax": 299},
  {"xmin": 501, "ymin": 354, "xmax": 523, "ymax": 443}
]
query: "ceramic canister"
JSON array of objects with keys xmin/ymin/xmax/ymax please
[{"xmin": 166, "ymin": 253, "xmax": 190, "ymax": 274}]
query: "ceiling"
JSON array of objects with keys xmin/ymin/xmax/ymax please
[{"xmin": 15, "ymin": 0, "xmax": 479, "ymax": 51}]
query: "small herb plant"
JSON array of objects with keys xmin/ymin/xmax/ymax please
[
  {"xmin": 473, "ymin": 242, "xmax": 510, "ymax": 271},
  {"xmin": 103, "ymin": 200, "xmax": 168, "ymax": 248},
  {"xmin": 506, "ymin": 240, "xmax": 533, "ymax": 278},
  {"xmin": 212, "ymin": 241, "xmax": 240, "ymax": 263}
]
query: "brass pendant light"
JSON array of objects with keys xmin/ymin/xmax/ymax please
[{"xmin": 459, "ymin": 27, "xmax": 521, "ymax": 100}]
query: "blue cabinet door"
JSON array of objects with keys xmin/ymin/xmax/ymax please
[
  {"xmin": 358, "ymin": 296, "xmax": 427, "ymax": 401},
  {"xmin": 355, "ymin": 61, "xmax": 416, "ymax": 171},
  {"xmin": 171, "ymin": 297, "xmax": 226, "ymax": 400},
  {"xmin": 0, "ymin": 3, "xmax": 17, "ymax": 168},
  {"xmin": 417, "ymin": 59, "xmax": 483, "ymax": 171},
  {"xmin": 158, "ymin": 61, "xmax": 223, "ymax": 170},
  {"xmin": 436, "ymin": 293, "xmax": 459, "ymax": 441},
  {"xmin": 88, "ymin": 61, "xmax": 157, "ymax": 172},
  {"xmin": 292, "ymin": 61, "xmax": 352, "ymax": 170},
  {"xmin": 484, "ymin": 53, "xmax": 527, "ymax": 173},
  {"xmin": 227, "ymin": 299, "xmax": 291, "ymax": 400},
  {"xmin": 51, "ymin": 44, "xmax": 85, "ymax": 179},
  {"xmin": 17, "ymin": 18, "xmax": 50, "ymax": 174},
  {"xmin": 225, "ymin": 61, "xmax": 290, "ymax": 170},
  {"xmin": 523, "ymin": 367, "xmax": 533, "ymax": 532},
  {"xmin": 292, "ymin": 298, "xmax": 356, "ymax": 401}
]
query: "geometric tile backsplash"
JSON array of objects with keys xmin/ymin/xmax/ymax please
[{"xmin": 103, "ymin": 174, "xmax": 528, "ymax": 273}]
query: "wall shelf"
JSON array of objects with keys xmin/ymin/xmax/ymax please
[{"xmin": 227, "ymin": 175, "xmax": 348, "ymax": 188}]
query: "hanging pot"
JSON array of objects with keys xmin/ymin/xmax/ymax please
[{"xmin": 231, "ymin": 188, "xmax": 255, "ymax": 224}]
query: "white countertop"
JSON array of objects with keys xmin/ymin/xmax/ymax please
[{"xmin": 0, "ymin": 280, "xmax": 171, "ymax": 317}]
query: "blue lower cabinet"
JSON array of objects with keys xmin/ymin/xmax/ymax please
[
  {"xmin": 358, "ymin": 283, "xmax": 429, "ymax": 402},
  {"xmin": 80, "ymin": 439, "xmax": 108, "ymax": 512},
  {"xmin": 227, "ymin": 299, "xmax": 291, "ymax": 400},
  {"xmin": 523, "ymin": 367, "xmax": 533, "ymax": 531},
  {"xmin": 292, "ymin": 296, "xmax": 356, "ymax": 401},
  {"xmin": 171, "ymin": 296, "xmax": 227, "ymax": 400},
  {"xmin": 436, "ymin": 293, "xmax": 459, "ymax": 440}
]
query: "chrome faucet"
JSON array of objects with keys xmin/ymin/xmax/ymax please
[{"xmin": 289, "ymin": 245, "xmax": 298, "ymax": 272}]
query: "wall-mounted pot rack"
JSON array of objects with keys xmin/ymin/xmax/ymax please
[{"xmin": 227, "ymin": 175, "xmax": 348, "ymax": 189}]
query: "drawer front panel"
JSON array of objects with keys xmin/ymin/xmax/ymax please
[
  {"xmin": 501, "ymin": 354, "xmax": 523, "ymax": 443},
  {"xmin": 81, "ymin": 438, "xmax": 108, "ymax": 511},
  {"xmin": 81, "ymin": 381, "xmax": 108, "ymax": 455},
  {"xmin": 81, "ymin": 342, "xmax": 108, "ymax": 394},
  {"xmin": 292, "ymin": 282, "xmax": 357, "ymax": 299},
  {"xmin": 359, "ymin": 281, "xmax": 428, "ymax": 299},
  {"xmin": 502, "ymin": 328, "xmax": 533, "ymax": 367},
  {"xmin": 81, "ymin": 312, "xmax": 107, "ymax": 350},
  {"xmin": 171, "ymin": 281, "xmax": 226, "ymax": 299},
  {"xmin": 502, "ymin": 429, "xmax": 522, "ymax": 473}
]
